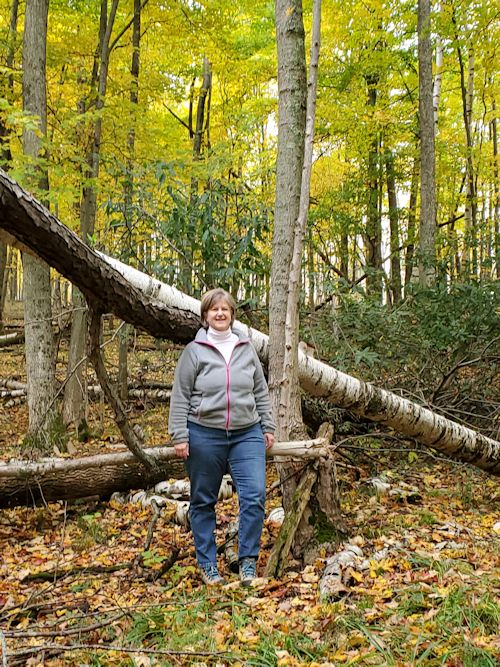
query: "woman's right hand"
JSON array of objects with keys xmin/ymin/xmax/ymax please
[{"xmin": 174, "ymin": 441, "xmax": 189, "ymax": 459}]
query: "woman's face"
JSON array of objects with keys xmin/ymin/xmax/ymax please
[{"xmin": 205, "ymin": 298, "xmax": 232, "ymax": 332}]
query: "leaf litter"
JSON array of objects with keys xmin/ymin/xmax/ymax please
[
  {"xmin": 1, "ymin": 457, "xmax": 498, "ymax": 666},
  {"xmin": 0, "ymin": 332, "xmax": 498, "ymax": 665}
]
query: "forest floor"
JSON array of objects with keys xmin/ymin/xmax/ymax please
[{"xmin": 0, "ymin": 303, "xmax": 499, "ymax": 666}]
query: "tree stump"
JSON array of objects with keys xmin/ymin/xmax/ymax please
[{"xmin": 266, "ymin": 422, "xmax": 346, "ymax": 578}]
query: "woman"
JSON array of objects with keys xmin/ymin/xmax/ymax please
[{"xmin": 168, "ymin": 288, "xmax": 275, "ymax": 586}]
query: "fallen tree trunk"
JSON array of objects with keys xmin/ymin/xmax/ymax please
[
  {"xmin": 90, "ymin": 261, "xmax": 500, "ymax": 476},
  {"xmin": 0, "ymin": 447, "xmax": 183, "ymax": 508},
  {"xmin": 0, "ymin": 379, "xmax": 173, "ymax": 401},
  {"xmin": 0, "ymin": 171, "xmax": 199, "ymax": 343},
  {"xmin": 0, "ymin": 439, "xmax": 329, "ymax": 508},
  {"xmin": 0, "ymin": 331, "xmax": 24, "ymax": 347},
  {"xmin": 0, "ymin": 169, "xmax": 498, "ymax": 474}
]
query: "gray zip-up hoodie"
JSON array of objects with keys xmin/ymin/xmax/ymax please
[{"xmin": 168, "ymin": 327, "xmax": 275, "ymax": 444}]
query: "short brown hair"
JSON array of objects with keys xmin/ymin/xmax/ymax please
[{"xmin": 200, "ymin": 288, "xmax": 237, "ymax": 327}]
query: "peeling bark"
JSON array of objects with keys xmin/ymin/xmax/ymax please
[
  {"xmin": 0, "ymin": 169, "xmax": 200, "ymax": 342},
  {"xmin": 0, "ymin": 170, "xmax": 498, "ymax": 475},
  {"xmin": 0, "ymin": 447, "xmax": 184, "ymax": 508},
  {"xmin": 0, "ymin": 440, "xmax": 329, "ymax": 508}
]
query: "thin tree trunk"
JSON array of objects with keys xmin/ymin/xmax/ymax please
[
  {"xmin": 340, "ymin": 232, "xmax": 349, "ymax": 284},
  {"xmin": 118, "ymin": 324, "xmax": 130, "ymax": 402},
  {"xmin": 192, "ymin": 57, "xmax": 212, "ymax": 164},
  {"xmin": 0, "ymin": 242, "xmax": 7, "ymax": 331},
  {"xmin": 432, "ymin": 2, "xmax": 443, "ymax": 131},
  {"xmin": 418, "ymin": 0, "xmax": 436, "ymax": 285},
  {"xmin": 454, "ymin": 33, "xmax": 477, "ymax": 278},
  {"xmin": 64, "ymin": 0, "xmax": 119, "ymax": 426},
  {"xmin": 0, "ymin": 0, "xmax": 20, "ymax": 331},
  {"xmin": 0, "ymin": 0, "xmax": 19, "ymax": 166},
  {"xmin": 193, "ymin": 57, "xmax": 212, "ymax": 288},
  {"xmin": 385, "ymin": 148, "xmax": 402, "ymax": 304},
  {"xmin": 1, "ymin": 173, "xmax": 499, "ymax": 474},
  {"xmin": 491, "ymin": 105, "xmax": 499, "ymax": 279},
  {"xmin": 364, "ymin": 76, "xmax": 383, "ymax": 298},
  {"xmin": 307, "ymin": 226, "xmax": 315, "ymax": 309},
  {"xmin": 452, "ymin": 11, "xmax": 477, "ymax": 278},
  {"xmin": 9, "ymin": 246, "xmax": 19, "ymax": 300},
  {"xmin": 22, "ymin": 0, "xmax": 56, "ymax": 447},
  {"xmin": 62, "ymin": 287, "xmax": 87, "ymax": 427},
  {"xmin": 118, "ymin": 0, "xmax": 142, "ymax": 402}
]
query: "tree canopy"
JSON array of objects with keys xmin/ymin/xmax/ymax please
[{"xmin": 0, "ymin": 0, "xmax": 497, "ymax": 303}]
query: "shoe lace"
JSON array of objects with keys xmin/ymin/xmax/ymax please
[
  {"xmin": 202, "ymin": 563, "xmax": 219, "ymax": 579},
  {"xmin": 240, "ymin": 558, "xmax": 256, "ymax": 578}
]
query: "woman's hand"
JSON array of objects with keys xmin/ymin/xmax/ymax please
[
  {"xmin": 264, "ymin": 432, "xmax": 275, "ymax": 450},
  {"xmin": 174, "ymin": 441, "xmax": 189, "ymax": 459}
]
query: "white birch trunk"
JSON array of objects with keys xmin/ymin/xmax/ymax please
[
  {"xmin": 0, "ymin": 173, "xmax": 498, "ymax": 474},
  {"xmin": 0, "ymin": 440, "xmax": 327, "ymax": 508},
  {"xmin": 101, "ymin": 252, "xmax": 500, "ymax": 475}
]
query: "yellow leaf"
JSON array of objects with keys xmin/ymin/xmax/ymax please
[
  {"xmin": 236, "ymin": 627, "xmax": 259, "ymax": 644},
  {"xmin": 347, "ymin": 632, "xmax": 365, "ymax": 647},
  {"xmin": 330, "ymin": 651, "xmax": 349, "ymax": 662}
]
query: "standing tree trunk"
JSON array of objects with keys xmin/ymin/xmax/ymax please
[
  {"xmin": 22, "ymin": 0, "xmax": 56, "ymax": 448},
  {"xmin": 118, "ymin": 0, "xmax": 142, "ymax": 403},
  {"xmin": 339, "ymin": 231, "xmax": 349, "ymax": 285},
  {"xmin": 454, "ymin": 22, "xmax": 477, "ymax": 278},
  {"xmin": 268, "ymin": 0, "xmax": 344, "ymax": 567},
  {"xmin": 385, "ymin": 148, "xmax": 402, "ymax": 304},
  {"xmin": 0, "ymin": 0, "xmax": 19, "ymax": 166},
  {"xmin": 63, "ymin": 0, "xmax": 119, "ymax": 427},
  {"xmin": 269, "ymin": 0, "xmax": 307, "ymax": 451},
  {"xmin": 364, "ymin": 74, "xmax": 383, "ymax": 299},
  {"xmin": 306, "ymin": 225, "xmax": 316, "ymax": 309},
  {"xmin": 0, "ymin": 242, "xmax": 7, "ymax": 331},
  {"xmin": 405, "ymin": 154, "xmax": 419, "ymax": 288},
  {"xmin": 432, "ymin": 2, "xmax": 443, "ymax": 131},
  {"xmin": 0, "ymin": 178, "xmax": 499, "ymax": 475},
  {"xmin": 193, "ymin": 56, "xmax": 212, "ymax": 290},
  {"xmin": 418, "ymin": 0, "xmax": 436, "ymax": 285},
  {"xmin": 62, "ymin": 286, "xmax": 87, "ymax": 428},
  {"xmin": 269, "ymin": 0, "xmax": 307, "ymax": 548},
  {"xmin": 0, "ymin": 0, "xmax": 20, "ymax": 331},
  {"xmin": 491, "ymin": 104, "xmax": 499, "ymax": 279}
]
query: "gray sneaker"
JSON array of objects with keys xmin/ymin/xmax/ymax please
[
  {"xmin": 239, "ymin": 557, "xmax": 257, "ymax": 586},
  {"xmin": 199, "ymin": 563, "xmax": 224, "ymax": 585}
]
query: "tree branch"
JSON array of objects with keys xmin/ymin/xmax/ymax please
[{"xmin": 87, "ymin": 302, "xmax": 158, "ymax": 471}]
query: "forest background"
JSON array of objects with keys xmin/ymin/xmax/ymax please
[
  {"xmin": 1, "ymin": 0, "xmax": 498, "ymax": 311},
  {"xmin": 0, "ymin": 0, "xmax": 499, "ymax": 665}
]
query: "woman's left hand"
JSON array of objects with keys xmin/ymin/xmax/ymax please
[{"xmin": 264, "ymin": 432, "xmax": 275, "ymax": 450}]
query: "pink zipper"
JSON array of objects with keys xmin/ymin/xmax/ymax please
[
  {"xmin": 225, "ymin": 363, "xmax": 231, "ymax": 429},
  {"xmin": 197, "ymin": 340, "xmax": 245, "ymax": 429}
]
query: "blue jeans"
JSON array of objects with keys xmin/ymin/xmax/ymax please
[{"xmin": 186, "ymin": 421, "xmax": 266, "ymax": 566}]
